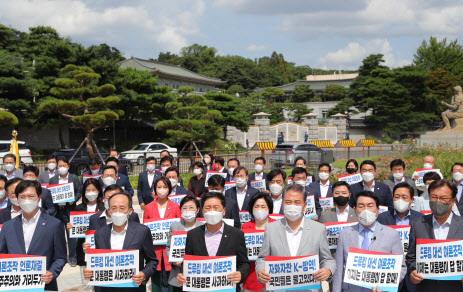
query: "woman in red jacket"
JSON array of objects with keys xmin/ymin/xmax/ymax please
[
  {"xmin": 144, "ymin": 176, "xmax": 181, "ymax": 292},
  {"xmin": 241, "ymin": 192, "xmax": 275, "ymax": 292}
]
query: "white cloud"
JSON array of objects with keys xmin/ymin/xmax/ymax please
[{"xmin": 246, "ymin": 44, "xmax": 268, "ymax": 51}]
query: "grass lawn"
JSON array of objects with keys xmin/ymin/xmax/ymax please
[{"xmin": 332, "ymin": 156, "xmax": 380, "ymax": 169}]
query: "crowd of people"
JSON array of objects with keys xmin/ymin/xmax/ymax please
[{"xmin": 0, "ymin": 149, "xmax": 462, "ymax": 292}]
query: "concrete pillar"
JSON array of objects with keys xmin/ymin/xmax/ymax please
[
  {"xmin": 253, "ymin": 112, "xmax": 271, "ymax": 142},
  {"xmin": 302, "ymin": 113, "xmax": 318, "ymax": 141},
  {"xmin": 328, "ymin": 113, "xmax": 347, "ymax": 140}
]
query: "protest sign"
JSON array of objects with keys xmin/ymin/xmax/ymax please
[
  {"xmin": 265, "ymin": 254, "xmax": 320, "ymax": 291},
  {"xmin": 416, "ymin": 238, "xmax": 463, "ymax": 280},
  {"xmin": 204, "ymin": 171, "xmax": 228, "ymax": 187},
  {"xmin": 250, "ymin": 179, "xmax": 266, "ymax": 191},
  {"xmin": 70, "ymin": 211, "xmax": 98, "ymax": 238},
  {"xmin": 269, "ymin": 214, "xmax": 284, "ymax": 220},
  {"xmin": 242, "ymin": 229, "xmax": 265, "ymax": 261},
  {"xmin": 82, "ymin": 174, "xmax": 101, "ymax": 183},
  {"xmin": 379, "ymin": 206, "xmax": 388, "ymax": 214},
  {"xmin": 323, "ymin": 221, "xmax": 359, "ymax": 249},
  {"xmin": 387, "ymin": 225, "xmax": 410, "ymax": 255},
  {"xmin": 86, "ymin": 230, "xmax": 96, "ymax": 249},
  {"xmin": 169, "ymin": 194, "xmax": 186, "ymax": 206},
  {"xmin": 239, "ymin": 211, "xmax": 252, "ymax": 225},
  {"xmin": 319, "ymin": 197, "xmax": 333, "ymax": 212},
  {"xmin": 41, "ymin": 184, "xmax": 48, "ymax": 189},
  {"xmin": 420, "ymin": 210, "xmax": 432, "ymax": 215},
  {"xmin": 414, "ymin": 169, "xmax": 441, "ymax": 187},
  {"xmin": 48, "ymin": 182, "xmax": 75, "ymax": 204},
  {"xmin": 168, "ymin": 231, "xmax": 187, "ymax": 263},
  {"xmin": 87, "ymin": 248, "xmax": 139, "ymax": 288},
  {"xmin": 224, "ymin": 182, "xmax": 236, "ymax": 192},
  {"xmin": 144, "ymin": 218, "xmax": 181, "ymax": 245},
  {"xmin": 183, "ymin": 255, "xmax": 236, "ymax": 292},
  {"xmin": 338, "ymin": 173, "xmax": 363, "ymax": 185},
  {"xmin": 0, "ymin": 254, "xmax": 46, "ymax": 291},
  {"xmin": 344, "ymin": 247, "xmax": 403, "ymax": 291},
  {"xmin": 304, "ymin": 195, "xmax": 316, "ymax": 219}
]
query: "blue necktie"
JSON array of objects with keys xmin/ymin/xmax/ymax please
[{"xmin": 361, "ymin": 229, "xmax": 371, "ymax": 250}]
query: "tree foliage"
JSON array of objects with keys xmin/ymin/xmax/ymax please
[
  {"xmin": 321, "ymin": 84, "xmax": 347, "ymax": 101},
  {"xmin": 414, "ymin": 37, "xmax": 463, "ymax": 75},
  {"xmin": 291, "ymin": 84, "xmax": 315, "ymax": 102}
]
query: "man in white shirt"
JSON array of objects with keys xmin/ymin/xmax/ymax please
[
  {"xmin": 248, "ymin": 157, "xmax": 269, "ymax": 192},
  {"xmin": 267, "ymin": 169, "xmax": 286, "ymax": 214},
  {"xmin": 2, "ymin": 153, "xmax": 23, "ymax": 180},
  {"xmin": 84, "ymin": 192, "xmax": 158, "ymax": 292},
  {"xmin": 224, "ymin": 166, "xmax": 259, "ymax": 211},
  {"xmin": 38, "ymin": 154, "xmax": 58, "ymax": 184}
]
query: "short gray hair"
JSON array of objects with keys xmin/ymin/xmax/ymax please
[{"xmin": 283, "ymin": 184, "xmax": 307, "ymax": 202}]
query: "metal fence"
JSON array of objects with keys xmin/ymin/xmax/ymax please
[{"xmin": 332, "ymin": 144, "xmax": 411, "ymax": 160}]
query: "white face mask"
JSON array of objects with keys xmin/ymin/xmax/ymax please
[
  {"xmin": 294, "ymin": 180, "xmax": 306, "ymax": 187},
  {"xmin": 157, "ymin": 188, "xmax": 169, "ymax": 198},
  {"xmin": 253, "ymin": 209, "xmax": 269, "ymax": 221},
  {"xmin": 147, "ymin": 164, "xmax": 156, "ymax": 172},
  {"xmin": 204, "ymin": 158, "xmax": 211, "ymax": 164},
  {"xmin": 4, "ymin": 164, "xmax": 15, "ymax": 172},
  {"xmin": 209, "ymin": 189, "xmax": 224, "ymax": 194},
  {"xmin": 235, "ymin": 177, "xmax": 247, "ymax": 188},
  {"xmin": 19, "ymin": 199, "xmax": 39, "ymax": 214},
  {"xmin": 0, "ymin": 190, "xmax": 5, "ymax": 200},
  {"xmin": 169, "ymin": 179, "xmax": 178, "ymax": 188},
  {"xmin": 193, "ymin": 169, "xmax": 202, "ymax": 176},
  {"xmin": 104, "ymin": 200, "xmax": 109, "ymax": 210},
  {"xmin": 453, "ymin": 172, "xmax": 463, "ymax": 182},
  {"xmin": 357, "ymin": 209, "xmax": 377, "ymax": 226},
  {"xmin": 103, "ymin": 177, "xmax": 116, "ymax": 186},
  {"xmin": 47, "ymin": 163, "xmax": 57, "ymax": 170},
  {"xmin": 85, "ymin": 192, "xmax": 99, "ymax": 202},
  {"xmin": 392, "ymin": 172, "xmax": 404, "ymax": 180},
  {"xmin": 228, "ymin": 168, "xmax": 235, "ymax": 176},
  {"xmin": 254, "ymin": 164, "xmax": 263, "ymax": 173},
  {"xmin": 423, "ymin": 163, "xmax": 433, "ymax": 169},
  {"xmin": 269, "ymin": 183, "xmax": 283, "ymax": 196},
  {"xmin": 161, "ymin": 166, "xmax": 168, "ymax": 173},
  {"xmin": 284, "ymin": 205, "xmax": 303, "ymax": 221},
  {"xmin": 394, "ymin": 199, "xmax": 410, "ymax": 213},
  {"xmin": 111, "ymin": 212, "xmax": 129, "ymax": 226},
  {"xmin": 182, "ymin": 211, "xmax": 196, "ymax": 223},
  {"xmin": 204, "ymin": 210, "xmax": 223, "ymax": 225},
  {"xmin": 10, "ymin": 197, "xmax": 20, "ymax": 206},
  {"xmin": 58, "ymin": 167, "xmax": 68, "ymax": 176},
  {"xmin": 319, "ymin": 172, "xmax": 330, "ymax": 181},
  {"xmin": 91, "ymin": 169, "xmax": 100, "ymax": 175},
  {"xmin": 361, "ymin": 172, "xmax": 375, "ymax": 182}
]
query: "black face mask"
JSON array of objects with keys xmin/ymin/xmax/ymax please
[
  {"xmin": 346, "ymin": 168, "xmax": 356, "ymax": 174},
  {"xmin": 333, "ymin": 196, "xmax": 350, "ymax": 207}
]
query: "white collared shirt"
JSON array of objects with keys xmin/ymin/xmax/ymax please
[
  {"xmin": 236, "ymin": 186, "xmax": 247, "ymax": 210},
  {"xmin": 394, "ymin": 177, "xmax": 405, "ymax": 185},
  {"xmin": 147, "ymin": 171, "xmax": 155, "ymax": 188},
  {"xmin": 87, "ymin": 204, "xmax": 97, "ymax": 212},
  {"xmin": 433, "ymin": 212, "xmax": 453, "ymax": 240},
  {"xmin": 4, "ymin": 169, "xmax": 16, "ymax": 180},
  {"xmin": 110, "ymin": 223, "xmax": 128, "ymax": 250},
  {"xmin": 48, "ymin": 170, "xmax": 56, "ymax": 179},
  {"xmin": 272, "ymin": 193, "xmax": 283, "ymax": 214},
  {"xmin": 285, "ymin": 217, "xmax": 305, "ymax": 256},
  {"xmin": 11, "ymin": 207, "xmax": 21, "ymax": 219},
  {"xmin": 159, "ymin": 207, "xmax": 166, "ymax": 218},
  {"xmin": 363, "ymin": 181, "xmax": 376, "ymax": 192},
  {"xmin": 23, "ymin": 209, "xmax": 41, "ymax": 253},
  {"xmin": 336, "ymin": 205, "xmax": 350, "ymax": 222},
  {"xmin": 58, "ymin": 173, "xmax": 69, "ymax": 184},
  {"xmin": 255, "ymin": 172, "xmax": 263, "ymax": 180},
  {"xmin": 319, "ymin": 180, "xmax": 330, "ymax": 198},
  {"xmin": 100, "ymin": 210, "xmax": 112, "ymax": 225}
]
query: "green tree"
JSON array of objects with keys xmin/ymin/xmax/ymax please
[
  {"xmin": 321, "ymin": 84, "xmax": 347, "ymax": 101},
  {"xmin": 38, "ymin": 65, "xmax": 121, "ymax": 158},
  {"xmin": 0, "ymin": 111, "xmax": 18, "ymax": 127},
  {"xmin": 226, "ymin": 85, "xmax": 245, "ymax": 96},
  {"xmin": 414, "ymin": 37, "xmax": 463, "ymax": 75},
  {"xmin": 155, "ymin": 87, "xmax": 222, "ymax": 170},
  {"xmin": 261, "ymin": 87, "xmax": 285, "ymax": 102},
  {"xmin": 326, "ymin": 97, "xmax": 357, "ymax": 117},
  {"xmin": 291, "ymin": 84, "xmax": 314, "ymax": 102}
]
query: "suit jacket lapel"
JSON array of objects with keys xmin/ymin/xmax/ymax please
[
  {"xmin": 198, "ymin": 225, "xmax": 209, "ymax": 256},
  {"xmin": 371, "ymin": 224, "xmax": 385, "ymax": 251},
  {"xmin": 348, "ymin": 208, "xmax": 358, "ymax": 221},
  {"xmin": 330, "ymin": 209, "xmax": 338, "ymax": 222},
  {"xmin": 447, "ymin": 216, "xmax": 461, "ymax": 239},
  {"xmin": 216, "ymin": 225, "xmax": 232, "ymax": 256},
  {"xmin": 164, "ymin": 200, "xmax": 173, "ymax": 218},
  {"xmin": 122, "ymin": 222, "xmax": 136, "ymax": 249},
  {"xmin": 27, "ymin": 213, "xmax": 47, "ymax": 254},
  {"xmin": 423, "ymin": 216, "xmax": 435, "ymax": 239},
  {"xmin": 296, "ymin": 220, "xmax": 310, "ymax": 256},
  {"xmin": 349, "ymin": 224, "xmax": 360, "ymax": 249},
  {"xmin": 104, "ymin": 224, "xmax": 112, "ymax": 249},
  {"xmin": 278, "ymin": 219, "xmax": 292, "ymax": 256},
  {"xmin": 13, "ymin": 218, "xmax": 27, "ymax": 254}
]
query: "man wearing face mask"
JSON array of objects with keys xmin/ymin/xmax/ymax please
[
  {"xmin": 225, "ymin": 166, "xmax": 259, "ymax": 211},
  {"xmin": 2, "ymin": 153, "xmax": 23, "ymax": 180},
  {"xmin": 294, "ymin": 156, "xmax": 316, "ymax": 182},
  {"xmin": 84, "ymin": 192, "xmax": 158, "ymax": 292},
  {"xmin": 159, "ymin": 156, "xmax": 184, "ymax": 187},
  {"xmin": 248, "ymin": 157, "xmax": 269, "ymax": 192},
  {"xmin": 384, "ymin": 159, "xmax": 418, "ymax": 196},
  {"xmin": 291, "ymin": 167, "xmax": 321, "ymax": 218},
  {"xmin": 257, "ymin": 184, "xmax": 336, "ymax": 288},
  {"xmin": 109, "ymin": 148, "xmax": 128, "ymax": 176},
  {"xmin": 450, "ymin": 162, "xmax": 463, "ymax": 216},
  {"xmin": 407, "ymin": 180, "xmax": 463, "ymax": 291},
  {"xmin": 333, "ymin": 191, "xmax": 407, "ymax": 292},
  {"xmin": 227, "ymin": 158, "xmax": 240, "ymax": 182},
  {"xmin": 0, "ymin": 180, "xmax": 67, "ymax": 291},
  {"xmin": 49, "ymin": 156, "xmax": 82, "ymax": 267},
  {"xmin": 177, "ymin": 192, "xmax": 250, "ymax": 292},
  {"xmin": 105, "ymin": 157, "xmax": 134, "ymax": 197},
  {"xmin": 267, "ymin": 169, "xmax": 287, "ymax": 215},
  {"xmin": 0, "ymin": 177, "xmax": 22, "ymax": 224},
  {"xmin": 138, "ymin": 157, "xmax": 161, "ymax": 209},
  {"xmin": 349, "ymin": 160, "xmax": 393, "ymax": 209},
  {"xmin": 81, "ymin": 158, "xmax": 102, "ymax": 183},
  {"xmin": 23, "ymin": 165, "xmax": 57, "ymax": 217},
  {"xmin": 164, "ymin": 166, "xmax": 188, "ymax": 196},
  {"xmin": 412, "ymin": 156, "xmax": 443, "ymax": 181},
  {"xmin": 0, "ymin": 175, "xmax": 8, "ymax": 209},
  {"xmin": 38, "ymin": 154, "xmax": 58, "ymax": 184},
  {"xmin": 319, "ymin": 181, "xmax": 359, "ymax": 223},
  {"xmin": 155, "ymin": 150, "xmax": 172, "ymax": 170}
]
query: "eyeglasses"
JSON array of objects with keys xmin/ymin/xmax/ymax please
[{"xmin": 429, "ymin": 195, "xmax": 452, "ymax": 204}]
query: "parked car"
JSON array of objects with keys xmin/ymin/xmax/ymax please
[
  {"xmin": 52, "ymin": 148, "xmax": 133, "ymax": 176},
  {"xmin": 121, "ymin": 143, "xmax": 178, "ymax": 165},
  {"xmin": 0, "ymin": 140, "xmax": 34, "ymax": 167},
  {"xmin": 269, "ymin": 143, "xmax": 335, "ymax": 168}
]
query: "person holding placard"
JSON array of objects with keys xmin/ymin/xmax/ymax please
[
  {"xmin": 309, "ymin": 163, "xmax": 334, "ymax": 198},
  {"xmin": 450, "ymin": 162, "xmax": 463, "ymax": 215},
  {"xmin": 242, "ymin": 192, "xmax": 275, "ymax": 292},
  {"xmin": 83, "ymin": 192, "xmax": 158, "ymax": 292},
  {"xmin": 176, "ymin": 192, "xmax": 251, "ymax": 292},
  {"xmin": 144, "ymin": 176, "xmax": 182, "ymax": 292},
  {"xmin": 294, "ymin": 156, "xmax": 316, "ymax": 183},
  {"xmin": 166, "ymin": 195, "xmax": 204, "ymax": 292},
  {"xmin": 319, "ymin": 181, "xmax": 358, "ymax": 224},
  {"xmin": 204, "ymin": 175, "xmax": 241, "ymax": 228},
  {"xmin": 49, "ymin": 155, "xmax": 82, "ymax": 267},
  {"xmin": 137, "ymin": 156, "xmax": 161, "ymax": 208},
  {"xmin": 81, "ymin": 159, "xmax": 103, "ymax": 184},
  {"xmin": 0, "ymin": 177, "xmax": 22, "ymax": 223},
  {"xmin": 0, "ymin": 180, "xmax": 67, "ymax": 291},
  {"xmin": 384, "ymin": 159, "xmax": 418, "ymax": 197},
  {"xmin": 333, "ymin": 190, "xmax": 406, "ymax": 292},
  {"xmin": 188, "ymin": 161, "xmax": 207, "ymax": 199},
  {"xmin": 412, "ymin": 156, "xmax": 443, "ymax": 181},
  {"xmin": 257, "ymin": 184, "xmax": 336, "ymax": 289},
  {"xmin": 165, "ymin": 166, "xmax": 188, "ymax": 196},
  {"xmin": 406, "ymin": 179, "xmax": 463, "ymax": 291},
  {"xmin": 225, "ymin": 166, "xmax": 259, "ymax": 211},
  {"xmin": 23, "ymin": 165, "xmax": 57, "ymax": 217},
  {"xmin": 248, "ymin": 157, "xmax": 269, "ymax": 192},
  {"xmin": 291, "ymin": 167, "xmax": 321, "ymax": 219}
]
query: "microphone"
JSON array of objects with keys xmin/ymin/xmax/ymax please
[{"xmin": 371, "ymin": 236, "xmax": 376, "ymax": 242}]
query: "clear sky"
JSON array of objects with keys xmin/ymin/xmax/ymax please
[{"xmin": 1, "ymin": 0, "xmax": 462, "ymax": 70}]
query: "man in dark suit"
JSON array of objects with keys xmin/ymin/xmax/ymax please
[
  {"xmin": 0, "ymin": 180, "xmax": 67, "ymax": 291},
  {"xmin": 137, "ymin": 157, "xmax": 161, "ymax": 209},
  {"xmin": 49, "ymin": 155, "xmax": 82, "ymax": 266},
  {"xmin": 0, "ymin": 178, "xmax": 22, "ymax": 224},
  {"xmin": 176, "ymin": 192, "xmax": 250, "ymax": 291},
  {"xmin": 105, "ymin": 157, "xmax": 134, "ymax": 196},
  {"xmin": 226, "ymin": 158, "xmax": 240, "ymax": 182},
  {"xmin": 225, "ymin": 166, "xmax": 259, "ymax": 211},
  {"xmin": 109, "ymin": 149, "xmax": 128, "ymax": 176},
  {"xmin": 0, "ymin": 175, "xmax": 8, "ymax": 209},
  {"xmin": 290, "ymin": 167, "xmax": 322, "ymax": 218},
  {"xmin": 407, "ymin": 179, "xmax": 463, "ymax": 291},
  {"xmin": 319, "ymin": 181, "xmax": 359, "ymax": 223},
  {"xmin": 349, "ymin": 160, "xmax": 393, "ymax": 209},
  {"xmin": 450, "ymin": 162, "xmax": 463, "ymax": 216},
  {"xmin": 159, "ymin": 156, "xmax": 184, "ymax": 187},
  {"xmin": 84, "ymin": 192, "xmax": 158, "ymax": 292},
  {"xmin": 23, "ymin": 165, "xmax": 57, "ymax": 217},
  {"xmin": 384, "ymin": 159, "xmax": 418, "ymax": 197},
  {"xmin": 165, "ymin": 166, "xmax": 189, "ymax": 195},
  {"xmin": 155, "ymin": 150, "xmax": 172, "ymax": 170},
  {"xmin": 294, "ymin": 156, "xmax": 316, "ymax": 183},
  {"xmin": 81, "ymin": 158, "xmax": 103, "ymax": 183},
  {"xmin": 214, "ymin": 156, "xmax": 228, "ymax": 176},
  {"xmin": 247, "ymin": 156, "xmax": 269, "ymax": 191},
  {"xmin": 38, "ymin": 154, "xmax": 58, "ymax": 184}
]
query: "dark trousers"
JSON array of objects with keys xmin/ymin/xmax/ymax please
[
  {"xmin": 57, "ymin": 206, "xmax": 77, "ymax": 261},
  {"xmin": 151, "ymin": 257, "xmax": 172, "ymax": 292}
]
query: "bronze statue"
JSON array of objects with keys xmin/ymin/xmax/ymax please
[{"xmin": 442, "ymin": 85, "xmax": 463, "ymax": 130}]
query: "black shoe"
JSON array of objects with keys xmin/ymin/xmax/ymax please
[{"xmin": 70, "ymin": 261, "xmax": 77, "ymax": 267}]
